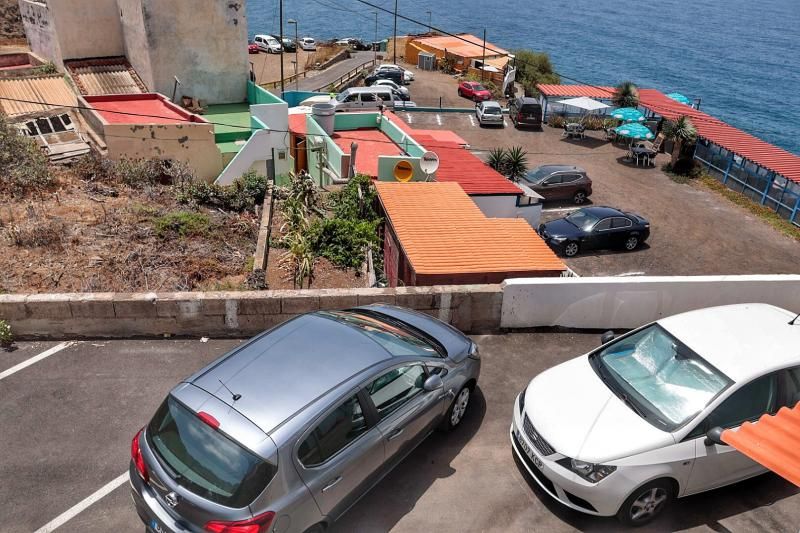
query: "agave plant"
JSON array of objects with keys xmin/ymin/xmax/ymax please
[
  {"xmin": 487, "ymin": 147, "xmax": 508, "ymax": 174},
  {"xmin": 663, "ymin": 116, "xmax": 698, "ymax": 166},
  {"xmin": 280, "ymin": 230, "xmax": 316, "ymax": 289},
  {"xmin": 504, "ymin": 146, "xmax": 529, "ymax": 182},
  {"xmin": 613, "ymin": 81, "xmax": 640, "ymax": 109}
]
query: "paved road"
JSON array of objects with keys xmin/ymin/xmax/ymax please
[
  {"xmin": 297, "ymin": 51, "xmax": 373, "ymax": 92},
  {"xmin": 2, "ymin": 332, "xmax": 798, "ymax": 532}
]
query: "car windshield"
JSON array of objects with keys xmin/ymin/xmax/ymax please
[
  {"xmin": 472, "ymin": 84, "xmax": 486, "ymax": 91},
  {"xmin": 147, "ymin": 397, "xmax": 277, "ymax": 508},
  {"xmin": 565, "ymin": 209, "xmax": 600, "ymax": 230},
  {"xmin": 334, "ymin": 92, "xmax": 348, "ymax": 102},
  {"xmin": 526, "ymin": 167, "xmax": 553, "ymax": 182},
  {"xmin": 591, "ymin": 324, "xmax": 732, "ymax": 431},
  {"xmin": 318, "ymin": 310, "xmax": 443, "ymax": 357}
]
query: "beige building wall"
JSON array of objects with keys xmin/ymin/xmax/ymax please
[{"xmin": 118, "ymin": 0, "xmax": 248, "ymax": 104}]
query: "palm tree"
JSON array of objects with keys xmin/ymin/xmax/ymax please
[
  {"xmin": 613, "ymin": 81, "xmax": 640, "ymax": 109},
  {"xmin": 504, "ymin": 146, "xmax": 528, "ymax": 182},
  {"xmin": 487, "ymin": 148, "xmax": 508, "ymax": 174},
  {"xmin": 663, "ymin": 116, "xmax": 698, "ymax": 166}
]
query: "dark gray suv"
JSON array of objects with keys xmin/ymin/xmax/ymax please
[
  {"xmin": 130, "ymin": 305, "xmax": 480, "ymax": 533},
  {"xmin": 522, "ymin": 165, "xmax": 593, "ymax": 204}
]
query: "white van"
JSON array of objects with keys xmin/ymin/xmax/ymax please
[
  {"xmin": 300, "ymin": 37, "xmax": 317, "ymax": 51},
  {"xmin": 253, "ymin": 34, "xmax": 282, "ymax": 54},
  {"xmin": 332, "ymin": 87, "xmax": 396, "ymax": 111}
]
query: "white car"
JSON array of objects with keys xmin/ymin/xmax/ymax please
[
  {"xmin": 299, "ymin": 37, "xmax": 316, "ymax": 51},
  {"xmin": 476, "ymin": 100, "xmax": 504, "ymax": 127},
  {"xmin": 370, "ymin": 78, "xmax": 410, "ymax": 98},
  {"xmin": 376, "ymin": 63, "xmax": 414, "ymax": 83},
  {"xmin": 253, "ymin": 34, "xmax": 281, "ymax": 54},
  {"xmin": 512, "ymin": 303, "xmax": 800, "ymax": 527}
]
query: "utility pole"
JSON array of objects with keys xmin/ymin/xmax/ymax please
[
  {"xmin": 288, "ymin": 19, "xmax": 299, "ymax": 91},
  {"xmin": 426, "ymin": 11, "xmax": 431, "ymax": 31},
  {"xmin": 373, "ymin": 12, "xmax": 378, "ymax": 63},
  {"xmin": 279, "ymin": 0, "xmax": 285, "ymax": 95},
  {"xmin": 393, "ymin": 0, "xmax": 398, "ymax": 64},
  {"xmin": 481, "ymin": 29, "xmax": 486, "ymax": 82}
]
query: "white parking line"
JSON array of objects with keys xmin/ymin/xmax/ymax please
[
  {"xmin": 34, "ymin": 472, "xmax": 129, "ymax": 533},
  {"xmin": 436, "ymin": 114, "xmax": 442, "ymax": 126},
  {"xmin": 0, "ymin": 341, "xmax": 75, "ymax": 381},
  {"xmin": 617, "ymin": 271, "xmax": 646, "ymax": 277},
  {"xmin": 467, "ymin": 115, "xmax": 475, "ymax": 127}
]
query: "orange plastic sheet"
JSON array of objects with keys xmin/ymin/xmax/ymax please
[{"xmin": 722, "ymin": 402, "xmax": 800, "ymax": 487}]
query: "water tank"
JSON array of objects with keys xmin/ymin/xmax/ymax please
[{"xmin": 312, "ymin": 103, "xmax": 336, "ymax": 136}]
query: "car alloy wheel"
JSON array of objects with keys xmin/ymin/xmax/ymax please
[
  {"xmin": 573, "ymin": 191, "xmax": 586, "ymax": 204},
  {"xmin": 450, "ymin": 387, "xmax": 470, "ymax": 426},
  {"xmin": 564, "ymin": 242, "xmax": 579, "ymax": 257},
  {"xmin": 629, "ymin": 487, "xmax": 668, "ymax": 523},
  {"xmin": 625, "ymin": 236, "xmax": 639, "ymax": 251}
]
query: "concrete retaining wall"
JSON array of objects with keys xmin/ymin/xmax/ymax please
[
  {"xmin": 501, "ymin": 275, "xmax": 800, "ymax": 330},
  {"xmin": 0, "ymin": 285, "xmax": 503, "ymax": 339}
]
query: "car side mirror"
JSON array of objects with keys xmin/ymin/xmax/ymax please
[
  {"xmin": 600, "ymin": 331, "xmax": 615, "ymax": 345},
  {"xmin": 704, "ymin": 426, "xmax": 727, "ymax": 447},
  {"xmin": 423, "ymin": 374, "xmax": 444, "ymax": 392}
]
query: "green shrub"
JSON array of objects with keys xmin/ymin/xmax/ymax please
[
  {"xmin": 176, "ymin": 171, "xmax": 268, "ymax": 213},
  {"xmin": 547, "ymin": 114, "xmax": 566, "ymax": 128},
  {"xmin": 153, "ymin": 211, "xmax": 211, "ymax": 238},
  {"xmin": 309, "ymin": 217, "xmax": 379, "ymax": 270},
  {"xmin": 34, "ymin": 62, "xmax": 58, "ymax": 75},
  {"xmin": 328, "ymin": 174, "xmax": 378, "ymax": 221},
  {"xmin": 0, "ymin": 319, "xmax": 12, "ymax": 348},
  {"xmin": 0, "ymin": 113, "xmax": 53, "ymax": 196}
]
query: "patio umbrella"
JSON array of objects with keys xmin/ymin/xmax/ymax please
[
  {"xmin": 614, "ymin": 123, "xmax": 654, "ymax": 140},
  {"xmin": 556, "ymin": 97, "xmax": 609, "ymax": 113},
  {"xmin": 666, "ymin": 92, "xmax": 692, "ymax": 105},
  {"xmin": 610, "ymin": 107, "xmax": 645, "ymax": 122}
]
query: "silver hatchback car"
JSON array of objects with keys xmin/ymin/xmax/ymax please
[{"xmin": 130, "ymin": 305, "xmax": 481, "ymax": 533}]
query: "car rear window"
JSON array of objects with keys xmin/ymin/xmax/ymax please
[
  {"xmin": 147, "ymin": 397, "xmax": 277, "ymax": 508},
  {"xmin": 520, "ymin": 104, "xmax": 540, "ymax": 113}
]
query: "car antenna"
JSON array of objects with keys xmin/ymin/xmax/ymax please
[
  {"xmin": 219, "ymin": 379, "xmax": 242, "ymax": 402},
  {"xmin": 790, "ymin": 313, "xmax": 800, "ymax": 325}
]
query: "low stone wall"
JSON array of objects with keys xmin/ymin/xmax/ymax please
[{"xmin": 0, "ymin": 285, "xmax": 502, "ymax": 339}]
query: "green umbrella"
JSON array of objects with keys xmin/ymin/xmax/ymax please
[
  {"xmin": 666, "ymin": 92, "xmax": 692, "ymax": 105},
  {"xmin": 614, "ymin": 123, "xmax": 654, "ymax": 140},
  {"xmin": 610, "ymin": 107, "xmax": 645, "ymax": 122}
]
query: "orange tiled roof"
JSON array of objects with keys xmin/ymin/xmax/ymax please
[
  {"xmin": 411, "ymin": 34, "xmax": 509, "ymax": 59},
  {"xmin": 722, "ymin": 402, "xmax": 800, "ymax": 487},
  {"xmin": 375, "ymin": 181, "xmax": 565, "ymax": 275},
  {"xmin": 536, "ymin": 84, "xmax": 615, "ymax": 99}
]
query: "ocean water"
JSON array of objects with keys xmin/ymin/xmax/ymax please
[{"xmin": 248, "ymin": 0, "xmax": 800, "ymax": 154}]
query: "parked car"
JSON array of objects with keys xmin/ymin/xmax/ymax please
[
  {"xmin": 335, "ymin": 38, "xmax": 371, "ymax": 50},
  {"xmin": 475, "ymin": 100, "xmax": 504, "ymax": 127},
  {"xmin": 377, "ymin": 63, "xmax": 414, "ymax": 82},
  {"xmin": 365, "ymin": 66, "xmax": 404, "ymax": 86},
  {"xmin": 523, "ymin": 165, "xmax": 593, "ymax": 204},
  {"xmin": 512, "ymin": 303, "xmax": 800, "ymax": 526},
  {"xmin": 458, "ymin": 81, "xmax": 492, "ymax": 102},
  {"xmin": 369, "ymin": 78, "xmax": 410, "ymax": 98},
  {"xmin": 538, "ymin": 206, "xmax": 649, "ymax": 257},
  {"xmin": 282, "ymin": 38, "xmax": 297, "ymax": 52},
  {"xmin": 330, "ymin": 87, "xmax": 402, "ymax": 111},
  {"xmin": 508, "ymin": 97, "xmax": 543, "ymax": 128},
  {"xmin": 253, "ymin": 34, "xmax": 282, "ymax": 54},
  {"xmin": 300, "ymin": 37, "xmax": 317, "ymax": 51},
  {"xmin": 248, "ymin": 42, "xmax": 259, "ymax": 54},
  {"xmin": 131, "ymin": 306, "xmax": 481, "ymax": 533}
]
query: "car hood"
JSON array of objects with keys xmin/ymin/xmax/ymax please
[
  {"xmin": 541, "ymin": 218, "xmax": 580, "ymax": 238},
  {"xmin": 523, "ymin": 356, "xmax": 674, "ymax": 463}
]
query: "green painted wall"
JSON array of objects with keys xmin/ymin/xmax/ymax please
[
  {"xmin": 334, "ymin": 112, "xmax": 381, "ymax": 131},
  {"xmin": 248, "ymin": 81, "xmax": 284, "ymax": 105},
  {"xmin": 380, "ymin": 116, "xmax": 425, "ymax": 157}
]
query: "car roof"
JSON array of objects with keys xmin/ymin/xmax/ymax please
[
  {"xmin": 482, "ymin": 100, "xmax": 501, "ymax": 107},
  {"xmin": 344, "ymin": 86, "xmax": 392, "ymax": 93},
  {"xmin": 532, "ymin": 164, "xmax": 585, "ymax": 173},
  {"xmin": 516, "ymin": 97, "xmax": 539, "ymax": 104},
  {"xmin": 580, "ymin": 206, "xmax": 626, "ymax": 218},
  {"xmin": 190, "ymin": 313, "xmax": 393, "ymax": 434},
  {"xmin": 658, "ymin": 304, "xmax": 800, "ymax": 382}
]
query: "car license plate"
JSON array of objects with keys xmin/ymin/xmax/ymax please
[
  {"xmin": 515, "ymin": 428, "xmax": 544, "ymax": 470},
  {"xmin": 150, "ymin": 518, "xmax": 171, "ymax": 533}
]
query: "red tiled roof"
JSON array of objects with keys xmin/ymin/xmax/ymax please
[
  {"xmin": 413, "ymin": 135, "xmax": 522, "ymax": 195},
  {"xmin": 638, "ymin": 89, "xmax": 800, "ymax": 184},
  {"xmin": 722, "ymin": 401, "xmax": 800, "ymax": 487},
  {"xmin": 375, "ymin": 182, "xmax": 565, "ymax": 275},
  {"xmin": 537, "ymin": 84, "xmax": 615, "ymax": 99},
  {"xmin": 288, "ymin": 114, "xmax": 307, "ymax": 135},
  {"xmin": 333, "ymin": 129, "xmax": 404, "ymax": 177},
  {"xmin": 384, "ymin": 112, "xmax": 468, "ymax": 145}
]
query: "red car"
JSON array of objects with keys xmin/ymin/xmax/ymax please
[
  {"xmin": 248, "ymin": 42, "xmax": 259, "ymax": 54},
  {"xmin": 458, "ymin": 81, "xmax": 492, "ymax": 101}
]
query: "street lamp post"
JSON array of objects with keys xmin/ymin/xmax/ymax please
[
  {"xmin": 373, "ymin": 11, "xmax": 378, "ymax": 63},
  {"xmin": 279, "ymin": 0, "xmax": 284, "ymax": 95},
  {"xmin": 426, "ymin": 11, "xmax": 431, "ymax": 31},
  {"xmin": 288, "ymin": 19, "xmax": 299, "ymax": 91},
  {"xmin": 393, "ymin": 0, "xmax": 398, "ymax": 64}
]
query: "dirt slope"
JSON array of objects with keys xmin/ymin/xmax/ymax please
[{"xmin": 1, "ymin": 0, "xmax": 24, "ymax": 43}]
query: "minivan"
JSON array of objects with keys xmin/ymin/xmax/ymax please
[
  {"xmin": 130, "ymin": 306, "xmax": 481, "ymax": 533},
  {"xmin": 254, "ymin": 34, "xmax": 282, "ymax": 54},
  {"xmin": 333, "ymin": 86, "xmax": 397, "ymax": 111},
  {"xmin": 509, "ymin": 97, "xmax": 543, "ymax": 129}
]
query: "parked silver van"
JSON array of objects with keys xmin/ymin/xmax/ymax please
[
  {"xmin": 130, "ymin": 305, "xmax": 481, "ymax": 533},
  {"xmin": 332, "ymin": 86, "xmax": 396, "ymax": 111}
]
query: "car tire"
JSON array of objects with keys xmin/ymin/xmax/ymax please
[
  {"xmin": 303, "ymin": 523, "xmax": 326, "ymax": 533},
  {"xmin": 441, "ymin": 385, "xmax": 471, "ymax": 431},
  {"xmin": 624, "ymin": 235, "xmax": 640, "ymax": 251},
  {"xmin": 564, "ymin": 241, "xmax": 580, "ymax": 257},
  {"xmin": 616, "ymin": 479, "xmax": 674, "ymax": 527},
  {"xmin": 458, "ymin": 89, "xmax": 463, "ymax": 97},
  {"xmin": 573, "ymin": 191, "xmax": 587, "ymax": 204}
]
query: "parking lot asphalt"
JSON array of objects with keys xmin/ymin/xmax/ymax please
[
  {"xmin": 2, "ymin": 333, "xmax": 799, "ymax": 533},
  {"xmin": 393, "ymin": 111, "xmax": 800, "ymax": 277}
]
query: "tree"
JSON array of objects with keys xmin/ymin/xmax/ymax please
[
  {"xmin": 487, "ymin": 147, "xmax": 507, "ymax": 174},
  {"xmin": 663, "ymin": 116, "xmax": 698, "ymax": 166},
  {"xmin": 613, "ymin": 81, "xmax": 639, "ymax": 108},
  {"xmin": 510, "ymin": 49, "xmax": 560, "ymax": 97},
  {"xmin": 504, "ymin": 146, "xmax": 529, "ymax": 182}
]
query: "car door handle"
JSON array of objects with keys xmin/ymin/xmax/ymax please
[
  {"xmin": 439, "ymin": 388, "xmax": 455, "ymax": 401},
  {"xmin": 321, "ymin": 476, "xmax": 343, "ymax": 493},
  {"xmin": 387, "ymin": 428, "xmax": 404, "ymax": 441}
]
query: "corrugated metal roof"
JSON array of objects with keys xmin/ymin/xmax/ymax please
[
  {"xmin": 537, "ymin": 84, "xmax": 615, "ymax": 98},
  {"xmin": 375, "ymin": 181, "xmax": 566, "ymax": 275},
  {"xmin": 411, "ymin": 34, "xmax": 509, "ymax": 59},
  {"xmin": 638, "ymin": 89, "xmax": 800, "ymax": 184},
  {"xmin": 0, "ymin": 75, "xmax": 77, "ymax": 117},
  {"xmin": 722, "ymin": 402, "xmax": 800, "ymax": 487},
  {"xmin": 66, "ymin": 58, "xmax": 146, "ymax": 96}
]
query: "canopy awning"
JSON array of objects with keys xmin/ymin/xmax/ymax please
[
  {"xmin": 556, "ymin": 96, "xmax": 610, "ymax": 112},
  {"xmin": 722, "ymin": 402, "xmax": 800, "ymax": 487}
]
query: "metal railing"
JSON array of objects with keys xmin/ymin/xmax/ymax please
[
  {"xmin": 259, "ymin": 70, "xmax": 309, "ymax": 90},
  {"xmin": 313, "ymin": 59, "xmax": 376, "ymax": 92}
]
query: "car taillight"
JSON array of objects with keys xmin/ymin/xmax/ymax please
[
  {"xmin": 131, "ymin": 427, "xmax": 149, "ymax": 483},
  {"xmin": 205, "ymin": 511, "xmax": 275, "ymax": 533},
  {"xmin": 517, "ymin": 113, "xmax": 523, "ymax": 120}
]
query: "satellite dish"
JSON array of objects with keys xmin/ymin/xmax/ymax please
[
  {"xmin": 393, "ymin": 160, "xmax": 414, "ymax": 182},
  {"xmin": 419, "ymin": 151, "xmax": 439, "ymax": 175}
]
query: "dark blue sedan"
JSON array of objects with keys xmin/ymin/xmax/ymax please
[{"xmin": 539, "ymin": 206, "xmax": 650, "ymax": 257}]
